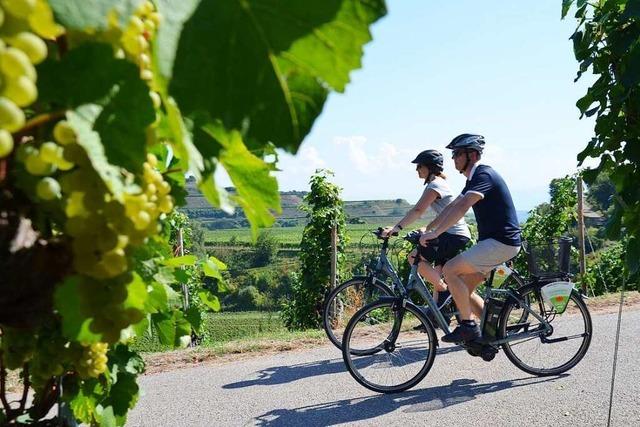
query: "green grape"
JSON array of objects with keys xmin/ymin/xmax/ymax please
[
  {"xmin": 61, "ymin": 143, "xmax": 88, "ymax": 165},
  {"xmin": 65, "ymin": 216, "xmax": 88, "ymax": 237},
  {"xmin": 96, "ymin": 226, "xmax": 119, "ymax": 252},
  {"xmin": 0, "ymin": 47, "xmax": 36, "ymax": 81},
  {"xmin": 128, "ymin": 16, "xmax": 144, "ymax": 32},
  {"xmin": 1, "ymin": 328, "xmax": 35, "ymax": 369},
  {"xmin": 1, "ymin": 0, "xmax": 36, "ymax": 19},
  {"xmin": 101, "ymin": 248, "xmax": 128, "ymax": 277},
  {"xmin": 149, "ymin": 91, "xmax": 161, "ymax": 109},
  {"xmin": 133, "ymin": 210, "xmax": 151, "ymax": 230},
  {"xmin": 0, "ymin": 96, "xmax": 25, "ymax": 132},
  {"xmin": 10, "ymin": 31, "xmax": 48, "ymax": 64},
  {"xmin": 76, "ymin": 342, "xmax": 108, "ymax": 378},
  {"xmin": 36, "ymin": 177, "xmax": 61, "ymax": 200},
  {"xmin": 158, "ymin": 195, "xmax": 173, "ymax": 213},
  {"xmin": 1, "ymin": 0, "xmax": 36, "ymax": 18},
  {"xmin": 38, "ymin": 141, "xmax": 60, "ymax": 162},
  {"xmin": 53, "ymin": 120, "xmax": 77, "ymax": 145},
  {"xmin": 140, "ymin": 68, "xmax": 153, "ymax": 81},
  {"xmin": 25, "ymin": 152, "xmax": 55, "ymax": 175},
  {"xmin": 15, "ymin": 143, "xmax": 35, "ymax": 161},
  {"xmin": 2, "ymin": 74, "xmax": 37, "ymax": 107},
  {"xmin": 0, "ymin": 128, "xmax": 14, "ymax": 158},
  {"xmin": 123, "ymin": 308, "xmax": 144, "ymax": 324},
  {"xmin": 53, "ymin": 155, "xmax": 74, "ymax": 171},
  {"xmin": 65, "ymin": 191, "xmax": 88, "ymax": 218}
]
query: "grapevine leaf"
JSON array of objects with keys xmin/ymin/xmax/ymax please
[
  {"xmin": 48, "ymin": 0, "xmax": 143, "ymax": 30},
  {"xmin": 162, "ymin": 254, "xmax": 197, "ymax": 267},
  {"xmin": 151, "ymin": 313, "xmax": 175, "ymax": 345},
  {"xmin": 198, "ymin": 291, "xmax": 221, "ymax": 311},
  {"xmin": 202, "ymin": 256, "xmax": 227, "ymax": 281},
  {"xmin": 68, "ymin": 384, "xmax": 98, "ymax": 425},
  {"xmin": 54, "ymin": 277, "xmax": 102, "ymax": 343},
  {"xmin": 173, "ymin": 312, "xmax": 192, "ymax": 347},
  {"xmin": 38, "ymin": 43, "xmax": 154, "ymax": 173},
  {"xmin": 162, "ymin": 96, "xmax": 205, "ymax": 179},
  {"xmin": 124, "ymin": 274, "xmax": 148, "ymax": 310},
  {"xmin": 95, "ymin": 405, "xmax": 117, "ymax": 427},
  {"xmin": 146, "ymin": 281, "xmax": 168, "ymax": 313},
  {"xmin": 105, "ymin": 373, "xmax": 139, "ymax": 419},
  {"xmin": 154, "ymin": 0, "xmax": 200, "ymax": 80},
  {"xmin": 198, "ymin": 174, "xmax": 234, "ymax": 214},
  {"xmin": 169, "ymin": 0, "xmax": 386, "ymax": 153},
  {"xmin": 185, "ymin": 306, "xmax": 203, "ymax": 332},
  {"xmin": 626, "ymin": 236, "xmax": 640, "ymax": 274},
  {"xmin": 66, "ymin": 108, "xmax": 127, "ymax": 197},
  {"xmin": 110, "ymin": 344, "xmax": 145, "ymax": 375},
  {"xmin": 203, "ymin": 123, "xmax": 281, "ymax": 240},
  {"xmin": 562, "ymin": 0, "xmax": 574, "ymax": 19}
]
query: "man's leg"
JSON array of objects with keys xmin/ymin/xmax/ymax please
[
  {"xmin": 460, "ymin": 273, "xmax": 485, "ymax": 319},
  {"xmin": 442, "ymin": 256, "xmax": 481, "ymax": 321}
]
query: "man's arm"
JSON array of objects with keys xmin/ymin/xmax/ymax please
[
  {"xmin": 432, "ymin": 193, "xmax": 481, "ymax": 236},
  {"xmin": 425, "ymin": 195, "xmax": 462, "ymax": 231}
]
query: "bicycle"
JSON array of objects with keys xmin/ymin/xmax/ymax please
[
  {"xmin": 323, "ymin": 229, "xmax": 525, "ymax": 350},
  {"xmin": 341, "ymin": 235, "xmax": 592, "ymax": 393}
]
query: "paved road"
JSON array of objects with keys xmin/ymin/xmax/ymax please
[{"xmin": 127, "ymin": 309, "xmax": 639, "ymax": 426}]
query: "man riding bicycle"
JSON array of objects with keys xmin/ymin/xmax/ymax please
[{"xmin": 419, "ymin": 133, "xmax": 522, "ymax": 343}]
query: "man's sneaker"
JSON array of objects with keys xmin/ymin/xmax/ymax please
[{"xmin": 441, "ymin": 323, "xmax": 481, "ymax": 343}]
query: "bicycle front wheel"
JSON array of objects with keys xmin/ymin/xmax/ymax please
[
  {"xmin": 342, "ymin": 299, "xmax": 437, "ymax": 393},
  {"xmin": 499, "ymin": 285, "xmax": 592, "ymax": 376},
  {"xmin": 323, "ymin": 277, "xmax": 393, "ymax": 350}
]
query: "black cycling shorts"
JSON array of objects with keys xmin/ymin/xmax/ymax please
[{"xmin": 418, "ymin": 232, "xmax": 471, "ymax": 266}]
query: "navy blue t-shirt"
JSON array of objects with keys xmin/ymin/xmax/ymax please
[{"xmin": 461, "ymin": 164, "xmax": 521, "ymax": 246}]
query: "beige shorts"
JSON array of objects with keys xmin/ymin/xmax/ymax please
[{"xmin": 458, "ymin": 238, "xmax": 521, "ymax": 273}]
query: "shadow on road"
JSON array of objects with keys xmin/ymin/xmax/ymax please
[
  {"xmin": 223, "ymin": 345, "xmax": 464, "ymax": 389},
  {"xmin": 253, "ymin": 374, "xmax": 568, "ymax": 426}
]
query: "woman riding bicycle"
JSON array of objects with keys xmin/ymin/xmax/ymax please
[{"xmin": 381, "ymin": 149, "xmax": 471, "ymax": 314}]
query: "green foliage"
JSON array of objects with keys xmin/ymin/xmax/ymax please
[
  {"xmin": 0, "ymin": 1, "xmax": 385, "ymax": 425},
  {"xmin": 564, "ymin": 0, "xmax": 640, "ymax": 275},
  {"xmin": 586, "ymin": 171, "xmax": 616, "ymax": 214},
  {"xmin": 583, "ymin": 240, "xmax": 630, "ymax": 295},
  {"xmin": 131, "ymin": 311, "xmax": 287, "ymax": 351},
  {"xmin": 522, "ymin": 175, "xmax": 577, "ymax": 244},
  {"xmin": 282, "ymin": 170, "xmax": 348, "ymax": 329}
]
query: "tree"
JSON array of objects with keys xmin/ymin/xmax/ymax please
[
  {"xmin": 282, "ymin": 170, "xmax": 347, "ymax": 329},
  {"xmin": 252, "ymin": 231, "xmax": 279, "ymax": 267},
  {"xmin": 0, "ymin": 1, "xmax": 386, "ymax": 425},
  {"xmin": 586, "ymin": 171, "xmax": 616, "ymax": 214},
  {"xmin": 522, "ymin": 175, "xmax": 578, "ymax": 243},
  {"xmin": 563, "ymin": 0, "xmax": 640, "ymax": 276}
]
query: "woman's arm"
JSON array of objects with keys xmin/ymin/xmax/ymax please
[{"xmin": 382, "ymin": 188, "xmax": 439, "ymax": 236}]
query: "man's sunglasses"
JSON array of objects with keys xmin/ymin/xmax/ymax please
[{"xmin": 451, "ymin": 150, "xmax": 467, "ymax": 159}]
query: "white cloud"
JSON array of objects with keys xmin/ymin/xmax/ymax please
[{"xmin": 333, "ymin": 136, "xmax": 408, "ymax": 174}]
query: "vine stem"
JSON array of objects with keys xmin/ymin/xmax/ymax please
[
  {"xmin": 0, "ymin": 351, "xmax": 12, "ymax": 414},
  {"xmin": 14, "ymin": 111, "xmax": 67, "ymax": 140},
  {"xmin": 18, "ymin": 364, "xmax": 30, "ymax": 413}
]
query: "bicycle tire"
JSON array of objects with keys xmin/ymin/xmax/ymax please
[
  {"xmin": 499, "ymin": 285, "xmax": 592, "ymax": 376},
  {"xmin": 323, "ymin": 276, "xmax": 393, "ymax": 350},
  {"xmin": 342, "ymin": 299, "xmax": 437, "ymax": 393}
]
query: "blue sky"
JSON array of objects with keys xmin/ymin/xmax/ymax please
[{"xmin": 228, "ymin": 1, "xmax": 597, "ymax": 211}]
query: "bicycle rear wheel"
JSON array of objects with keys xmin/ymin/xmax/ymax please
[
  {"xmin": 342, "ymin": 299, "xmax": 437, "ymax": 393},
  {"xmin": 323, "ymin": 277, "xmax": 393, "ymax": 350},
  {"xmin": 499, "ymin": 285, "xmax": 592, "ymax": 376}
]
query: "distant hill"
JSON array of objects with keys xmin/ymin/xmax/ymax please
[
  {"xmin": 182, "ymin": 178, "xmax": 423, "ymax": 229},
  {"xmin": 181, "ymin": 179, "xmax": 531, "ymax": 229}
]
